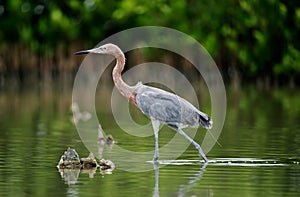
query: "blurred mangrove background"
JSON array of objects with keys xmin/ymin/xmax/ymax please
[
  {"xmin": 1, "ymin": 1, "xmax": 300, "ymax": 196},
  {"xmin": 0, "ymin": 0, "xmax": 300, "ymax": 88}
]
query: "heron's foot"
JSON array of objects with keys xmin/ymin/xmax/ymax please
[
  {"xmin": 203, "ymin": 157, "xmax": 209, "ymax": 163},
  {"xmin": 198, "ymin": 152, "xmax": 208, "ymax": 163},
  {"xmin": 194, "ymin": 144, "xmax": 208, "ymax": 163}
]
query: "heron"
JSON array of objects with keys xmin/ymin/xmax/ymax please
[{"xmin": 75, "ymin": 43, "xmax": 212, "ymax": 163}]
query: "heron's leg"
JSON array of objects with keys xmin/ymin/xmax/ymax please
[
  {"xmin": 151, "ymin": 119, "xmax": 160, "ymax": 161},
  {"xmin": 175, "ymin": 127, "xmax": 208, "ymax": 163}
]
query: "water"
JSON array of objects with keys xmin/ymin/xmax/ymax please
[{"xmin": 0, "ymin": 84, "xmax": 300, "ymax": 197}]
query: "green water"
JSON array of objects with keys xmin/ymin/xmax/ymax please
[{"xmin": 0, "ymin": 84, "xmax": 299, "ymax": 197}]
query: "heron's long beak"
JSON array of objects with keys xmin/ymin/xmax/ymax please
[
  {"xmin": 74, "ymin": 50, "xmax": 91, "ymax": 55},
  {"xmin": 74, "ymin": 47, "xmax": 104, "ymax": 55}
]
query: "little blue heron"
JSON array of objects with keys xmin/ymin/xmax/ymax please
[{"xmin": 75, "ymin": 43, "xmax": 212, "ymax": 162}]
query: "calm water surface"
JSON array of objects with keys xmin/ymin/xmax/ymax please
[{"xmin": 0, "ymin": 84, "xmax": 299, "ymax": 197}]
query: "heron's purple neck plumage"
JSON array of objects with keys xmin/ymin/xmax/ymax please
[{"xmin": 111, "ymin": 46, "xmax": 136, "ymax": 100}]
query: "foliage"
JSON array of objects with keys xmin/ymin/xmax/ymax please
[{"xmin": 0, "ymin": 0, "xmax": 300, "ymax": 83}]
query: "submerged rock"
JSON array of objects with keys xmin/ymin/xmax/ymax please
[
  {"xmin": 58, "ymin": 148, "xmax": 97, "ymax": 169},
  {"xmin": 99, "ymin": 159, "xmax": 115, "ymax": 170},
  {"xmin": 80, "ymin": 152, "xmax": 98, "ymax": 168},
  {"xmin": 99, "ymin": 159, "xmax": 115, "ymax": 175},
  {"xmin": 57, "ymin": 148, "xmax": 114, "ymax": 174},
  {"xmin": 58, "ymin": 147, "xmax": 81, "ymax": 169}
]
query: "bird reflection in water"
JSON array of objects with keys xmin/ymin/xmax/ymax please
[{"xmin": 152, "ymin": 162, "xmax": 209, "ymax": 197}]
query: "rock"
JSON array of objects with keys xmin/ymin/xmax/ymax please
[
  {"xmin": 99, "ymin": 159, "xmax": 115, "ymax": 170},
  {"xmin": 80, "ymin": 152, "xmax": 98, "ymax": 168},
  {"xmin": 57, "ymin": 148, "xmax": 115, "ymax": 176},
  {"xmin": 58, "ymin": 147, "xmax": 81, "ymax": 169}
]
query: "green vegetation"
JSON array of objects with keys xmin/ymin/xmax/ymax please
[{"xmin": 0, "ymin": 0, "xmax": 299, "ymax": 85}]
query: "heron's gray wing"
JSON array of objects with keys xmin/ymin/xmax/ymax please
[{"xmin": 135, "ymin": 85, "xmax": 205, "ymax": 128}]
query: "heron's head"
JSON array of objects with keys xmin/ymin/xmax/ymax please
[{"xmin": 75, "ymin": 43, "xmax": 121, "ymax": 56}]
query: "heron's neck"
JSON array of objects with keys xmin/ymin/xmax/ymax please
[{"xmin": 112, "ymin": 53, "xmax": 135, "ymax": 99}]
